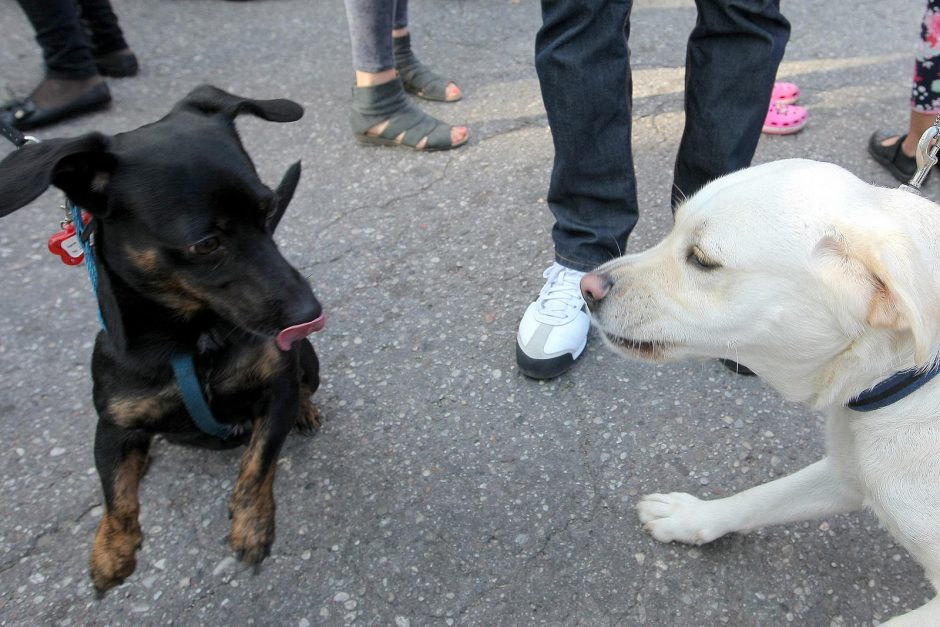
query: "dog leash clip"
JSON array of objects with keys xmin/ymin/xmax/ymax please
[{"xmin": 900, "ymin": 114, "xmax": 940, "ymax": 195}]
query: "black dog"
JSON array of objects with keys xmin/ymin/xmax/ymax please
[{"xmin": 0, "ymin": 85, "xmax": 323, "ymax": 593}]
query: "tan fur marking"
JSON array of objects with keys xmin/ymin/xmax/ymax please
[
  {"xmin": 253, "ymin": 342, "xmax": 284, "ymax": 381},
  {"xmin": 295, "ymin": 389, "xmax": 320, "ymax": 432},
  {"xmin": 866, "ymin": 276, "xmax": 904, "ymax": 330},
  {"xmin": 228, "ymin": 424, "xmax": 277, "ymax": 564},
  {"xmin": 107, "ymin": 386, "xmax": 180, "ymax": 428},
  {"xmin": 158, "ymin": 275, "xmax": 205, "ymax": 317},
  {"xmin": 213, "ymin": 341, "xmax": 285, "ymax": 395},
  {"xmin": 89, "ymin": 449, "xmax": 148, "ymax": 592},
  {"xmin": 126, "ymin": 247, "xmax": 160, "ymax": 273}
]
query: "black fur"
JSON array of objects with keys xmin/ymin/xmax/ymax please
[{"xmin": 0, "ymin": 85, "xmax": 322, "ymax": 593}]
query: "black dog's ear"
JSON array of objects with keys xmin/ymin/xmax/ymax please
[
  {"xmin": 0, "ymin": 132, "xmax": 114, "ymax": 217},
  {"xmin": 178, "ymin": 84, "xmax": 304, "ymax": 123},
  {"xmin": 267, "ymin": 161, "xmax": 302, "ymax": 233}
]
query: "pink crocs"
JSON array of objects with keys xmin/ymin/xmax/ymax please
[
  {"xmin": 762, "ymin": 101, "xmax": 807, "ymax": 135},
  {"xmin": 771, "ymin": 81, "xmax": 800, "ymax": 105}
]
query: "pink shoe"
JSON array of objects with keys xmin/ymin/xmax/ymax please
[
  {"xmin": 762, "ymin": 101, "xmax": 807, "ymax": 135},
  {"xmin": 771, "ymin": 81, "xmax": 800, "ymax": 105}
]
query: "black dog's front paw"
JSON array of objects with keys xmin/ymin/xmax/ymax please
[
  {"xmin": 229, "ymin": 499, "xmax": 275, "ymax": 566},
  {"xmin": 89, "ymin": 514, "xmax": 143, "ymax": 594},
  {"xmin": 294, "ymin": 394, "xmax": 321, "ymax": 433}
]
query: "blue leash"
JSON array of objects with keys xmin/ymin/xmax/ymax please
[{"xmin": 69, "ymin": 199, "xmax": 235, "ymax": 439}]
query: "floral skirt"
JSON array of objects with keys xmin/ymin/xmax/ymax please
[{"xmin": 913, "ymin": 0, "xmax": 940, "ymax": 112}]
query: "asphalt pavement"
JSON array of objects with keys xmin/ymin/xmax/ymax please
[{"xmin": 0, "ymin": 1, "xmax": 934, "ymax": 625}]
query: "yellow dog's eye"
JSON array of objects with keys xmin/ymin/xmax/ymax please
[{"xmin": 687, "ymin": 246, "xmax": 720, "ymax": 270}]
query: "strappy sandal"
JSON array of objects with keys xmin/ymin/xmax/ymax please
[
  {"xmin": 393, "ymin": 34, "xmax": 460, "ymax": 102},
  {"xmin": 349, "ymin": 77, "xmax": 467, "ymax": 152}
]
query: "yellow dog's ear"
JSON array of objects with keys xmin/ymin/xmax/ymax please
[{"xmin": 814, "ymin": 226, "xmax": 940, "ymax": 366}]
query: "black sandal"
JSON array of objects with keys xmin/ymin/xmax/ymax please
[
  {"xmin": 868, "ymin": 130, "xmax": 920, "ymax": 184},
  {"xmin": 349, "ymin": 77, "xmax": 466, "ymax": 152},
  {"xmin": 393, "ymin": 34, "xmax": 460, "ymax": 102}
]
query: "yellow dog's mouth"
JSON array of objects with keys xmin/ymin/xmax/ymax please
[{"xmin": 603, "ymin": 333, "xmax": 672, "ymax": 360}]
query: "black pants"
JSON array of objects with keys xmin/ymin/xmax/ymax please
[
  {"xmin": 16, "ymin": 0, "xmax": 129, "ymax": 80},
  {"xmin": 536, "ymin": 0, "xmax": 790, "ymax": 270}
]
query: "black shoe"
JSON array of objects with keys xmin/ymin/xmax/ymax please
[
  {"xmin": 93, "ymin": 49, "xmax": 139, "ymax": 78},
  {"xmin": 868, "ymin": 130, "xmax": 920, "ymax": 184},
  {"xmin": 719, "ymin": 359, "xmax": 756, "ymax": 376},
  {"xmin": 1, "ymin": 82, "xmax": 111, "ymax": 131}
]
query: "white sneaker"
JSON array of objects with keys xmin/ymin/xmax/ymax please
[{"xmin": 516, "ymin": 262, "xmax": 590, "ymax": 379}]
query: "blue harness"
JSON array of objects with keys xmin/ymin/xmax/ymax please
[{"xmin": 71, "ymin": 199, "xmax": 236, "ymax": 440}]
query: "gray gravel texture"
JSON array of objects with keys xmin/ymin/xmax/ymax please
[{"xmin": 0, "ymin": 0, "xmax": 934, "ymax": 625}]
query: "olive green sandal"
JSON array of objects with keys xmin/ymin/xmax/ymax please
[
  {"xmin": 393, "ymin": 34, "xmax": 460, "ymax": 102},
  {"xmin": 349, "ymin": 78, "xmax": 465, "ymax": 152}
]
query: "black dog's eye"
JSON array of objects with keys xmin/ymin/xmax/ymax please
[
  {"xmin": 189, "ymin": 236, "xmax": 222, "ymax": 255},
  {"xmin": 687, "ymin": 246, "xmax": 720, "ymax": 270}
]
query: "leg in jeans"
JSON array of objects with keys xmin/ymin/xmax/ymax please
[
  {"xmin": 672, "ymin": 0, "xmax": 789, "ymax": 207},
  {"xmin": 344, "ymin": 0, "xmax": 396, "ymax": 73},
  {"xmin": 4, "ymin": 0, "xmax": 111, "ymax": 130},
  {"xmin": 16, "ymin": 0, "xmax": 97, "ymax": 80},
  {"xmin": 76, "ymin": 0, "xmax": 130, "ymax": 57},
  {"xmin": 393, "ymin": 0, "xmax": 408, "ymax": 31},
  {"xmin": 517, "ymin": 0, "xmax": 634, "ymax": 381},
  {"xmin": 536, "ymin": 0, "xmax": 638, "ymax": 272}
]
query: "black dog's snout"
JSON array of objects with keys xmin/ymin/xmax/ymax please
[
  {"xmin": 581, "ymin": 272, "xmax": 613, "ymax": 312},
  {"xmin": 286, "ymin": 293, "xmax": 322, "ymax": 327}
]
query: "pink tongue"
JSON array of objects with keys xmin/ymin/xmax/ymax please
[{"xmin": 276, "ymin": 314, "xmax": 326, "ymax": 351}]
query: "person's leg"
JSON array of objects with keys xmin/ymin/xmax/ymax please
[
  {"xmin": 75, "ymin": 0, "xmax": 138, "ymax": 77},
  {"xmin": 76, "ymin": 0, "xmax": 129, "ymax": 56},
  {"xmin": 343, "ymin": 0, "xmax": 467, "ymax": 149},
  {"xmin": 517, "ymin": 0, "xmax": 636, "ymax": 380},
  {"xmin": 672, "ymin": 0, "xmax": 789, "ymax": 208},
  {"xmin": 536, "ymin": 0, "xmax": 638, "ymax": 271},
  {"xmin": 345, "ymin": 0, "xmax": 396, "ymax": 75},
  {"xmin": 391, "ymin": 0, "xmax": 461, "ymax": 102},
  {"xmin": 871, "ymin": 0, "xmax": 940, "ymax": 178},
  {"xmin": 17, "ymin": 0, "xmax": 98, "ymax": 81},
  {"xmin": 4, "ymin": 0, "xmax": 111, "ymax": 130}
]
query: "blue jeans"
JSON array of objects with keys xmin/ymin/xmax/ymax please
[
  {"xmin": 536, "ymin": 0, "xmax": 790, "ymax": 271},
  {"xmin": 343, "ymin": 0, "xmax": 409, "ymax": 73}
]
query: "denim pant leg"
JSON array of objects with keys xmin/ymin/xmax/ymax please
[
  {"xmin": 672, "ymin": 0, "xmax": 789, "ymax": 207},
  {"xmin": 344, "ymin": 0, "xmax": 396, "ymax": 72},
  {"xmin": 16, "ymin": 0, "xmax": 98, "ymax": 80},
  {"xmin": 394, "ymin": 0, "xmax": 408, "ymax": 31},
  {"xmin": 536, "ymin": 0, "xmax": 637, "ymax": 272},
  {"xmin": 77, "ymin": 0, "xmax": 130, "ymax": 56}
]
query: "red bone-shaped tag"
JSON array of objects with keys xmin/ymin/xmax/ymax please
[{"xmin": 48, "ymin": 212, "xmax": 91, "ymax": 266}]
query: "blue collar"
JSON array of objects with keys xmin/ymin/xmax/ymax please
[
  {"xmin": 71, "ymin": 199, "xmax": 234, "ymax": 440},
  {"xmin": 846, "ymin": 361, "xmax": 940, "ymax": 412}
]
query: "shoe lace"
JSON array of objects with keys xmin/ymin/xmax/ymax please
[{"xmin": 536, "ymin": 264, "xmax": 586, "ymax": 322}]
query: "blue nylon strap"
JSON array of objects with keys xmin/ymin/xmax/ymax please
[
  {"xmin": 170, "ymin": 352, "xmax": 235, "ymax": 440},
  {"xmin": 69, "ymin": 200, "xmax": 106, "ymax": 331},
  {"xmin": 846, "ymin": 361, "xmax": 940, "ymax": 412}
]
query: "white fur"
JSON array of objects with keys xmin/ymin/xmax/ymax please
[{"xmin": 590, "ymin": 159, "xmax": 940, "ymax": 626}]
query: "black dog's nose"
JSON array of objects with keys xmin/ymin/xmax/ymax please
[{"xmin": 581, "ymin": 272, "xmax": 613, "ymax": 312}]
